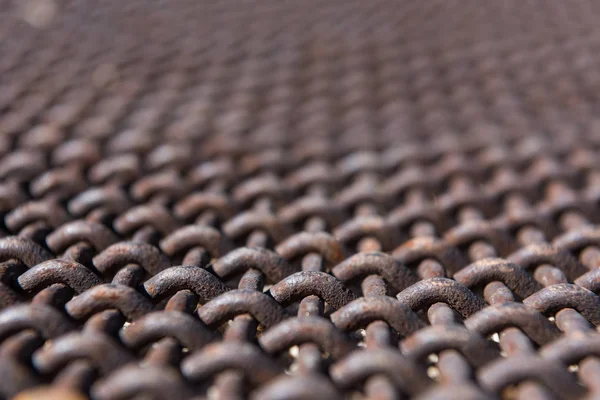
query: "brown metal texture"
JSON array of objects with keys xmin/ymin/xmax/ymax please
[{"xmin": 2, "ymin": 0, "xmax": 600, "ymax": 399}]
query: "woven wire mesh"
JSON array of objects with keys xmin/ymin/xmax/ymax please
[{"xmin": 2, "ymin": 0, "xmax": 600, "ymax": 399}]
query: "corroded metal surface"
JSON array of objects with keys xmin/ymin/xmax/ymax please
[{"xmin": 2, "ymin": 0, "xmax": 600, "ymax": 399}]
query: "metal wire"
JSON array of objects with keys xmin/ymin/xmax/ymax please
[{"xmin": 2, "ymin": 0, "xmax": 600, "ymax": 399}]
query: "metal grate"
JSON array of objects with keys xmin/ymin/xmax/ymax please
[{"xmin": 2, "ymin": 0, "xmax": 600, "ymax": 399}]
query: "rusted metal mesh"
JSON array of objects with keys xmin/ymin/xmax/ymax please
[{"xmin": 2, "ymin": 0, "xmax": 600, "ymax": 399}]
